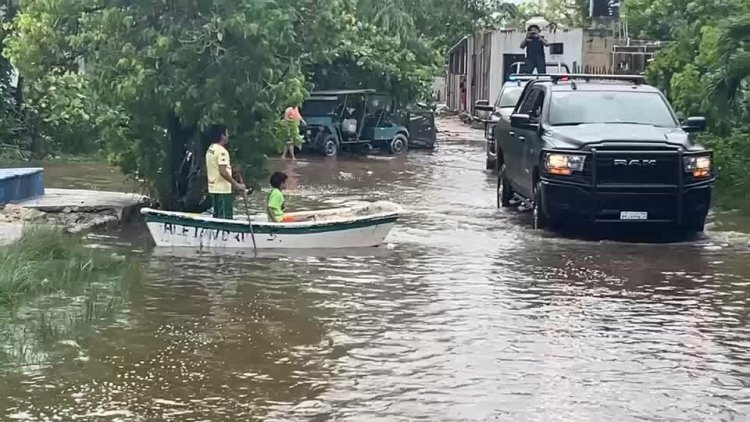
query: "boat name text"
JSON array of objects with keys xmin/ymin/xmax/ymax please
[{"xmin": 162, "ymin": 223, "xmax": 248, "ymax": 242}]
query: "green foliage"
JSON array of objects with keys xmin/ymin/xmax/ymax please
[
  {"xmin": 626, "ymin": 0, "xmax": 750, "ymax": 211},
  {"xmin": 4, "ymin": 0, "xmax": 508, "ymax": 208},
  {"xmin": 275, "ymin": 118, "xmax": 302, "ymax": 150},
  {"xmin": 0, "ymin": 225, "xmax": 125, "ymax": 310},
  {"xmin": 511, "ymin": 0, "xmax": 589, "ymax": 29},
  {"xmin": 0, "ymin": 225, "xmax": 136, "ymax": 370},
  {"xmin": 0, "ymin": 1, "xmax": 29, "ymax": 161},
  {"xmin": 701, "ymin": 131, "xmax": 750, "ymax": 206}
]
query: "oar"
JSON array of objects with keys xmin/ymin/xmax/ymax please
[{"xmin": 237, "ymin": 171, "xmax": 257, "ymax": 254}]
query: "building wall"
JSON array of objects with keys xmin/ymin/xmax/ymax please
[
  {"xmin": 471, "ymin": 31, "xmax": 493, "ymax": 112},
  {"xmin": 444, "ymin": 28, "xmax": 631, "ymax": 113},
  {"xmin": 445, "ymin": 38, "xmax": 468, "ymax": 111},
  {"xmin": 578, "ymin": 29, "xmax": 615, "ymax": 73}
]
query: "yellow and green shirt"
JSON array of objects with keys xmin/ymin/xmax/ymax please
[{"xmin": 206, "ymin": 143, "xmax": 231, "ymax": 194}]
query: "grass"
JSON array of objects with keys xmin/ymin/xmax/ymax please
[
  {"xmin": 0, "ymin": 226, "xmax": 136, "ymax": 370},
  {"xmin": 0, "ymin": 225, "xmax": 125, "ymax": 310}
]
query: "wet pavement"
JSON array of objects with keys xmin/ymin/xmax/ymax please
[{"xmin": 1, "ymin": 119, "xmax": 750, "ymax": 420}]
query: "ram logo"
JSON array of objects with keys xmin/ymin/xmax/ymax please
[{"xmin": 613, "ymin": 159, "xmax": 657, "ymax": 167}]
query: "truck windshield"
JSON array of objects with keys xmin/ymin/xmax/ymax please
[
  {"xmin": 549, "ymin": 91, "xmax": 678, "ymax": 127},
  {"xmin": 497, "ymin": 87, "xmax": 524, "ymax": 108}
]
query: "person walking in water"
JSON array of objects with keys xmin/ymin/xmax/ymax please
[
  {"xmin": 281, "ymin": 104, "xmax": 306, "ymax": 161},
  {"xmin": 520, "ymin": 24, "xmax": 549, "ymax": 74},
  {"xmin": 205, "ymin": 124, "xmax": 245, "ymax": 219}
]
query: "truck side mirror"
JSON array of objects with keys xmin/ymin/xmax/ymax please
[
  {"xmin": 475, "ymin": 99, "xmax": 493, "ymax": 112},
  {"xmin": 682, "ymin": 116, "xmax": 707, "ymax": 133},
  {"xmin": 510, "ymin": 113, "xmax": 539, "ymax": 130}
]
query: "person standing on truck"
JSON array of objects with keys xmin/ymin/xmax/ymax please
[
  {"xmin": 205, "ymin": 124, "xmax": 245, "ymax": 219},
  {"xmin": 520, "ymin": 24, "xmax": 549, "ymax": 74}
]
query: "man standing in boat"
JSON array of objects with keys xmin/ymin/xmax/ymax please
[{"xmin": 205, "ymin": 124, "xmax": 245, "ymax": 219}]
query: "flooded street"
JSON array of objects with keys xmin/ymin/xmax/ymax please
[{"xmin": 2, "ymin": 120, "xmax": 750, "ymax": 420}]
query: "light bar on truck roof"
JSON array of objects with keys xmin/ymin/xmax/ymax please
[
  {"xmin": 548, "ymin": 73, "xmax": 645, "ymax": 84},
  {"xmin": 508, "ymin": 74, "xmax": 554, "ymax": 81}
]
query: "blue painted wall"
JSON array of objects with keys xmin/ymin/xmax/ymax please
[{"xmin": 0, "ymin": 168, "xmax": 45, "ymax": 204}]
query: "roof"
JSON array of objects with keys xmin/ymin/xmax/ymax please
[
  {"xmin": 306, "ymin": 96, "xmax": 339, "ymax": 101},
  {"xmin": 447, "ymin": 37, "xmax": 468, "ymax": 55},
  {"xmin": 311, "ymin": 89, "xmax": 377, "ymax": 96}
]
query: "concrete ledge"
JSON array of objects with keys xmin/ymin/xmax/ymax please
[
  {"xmin": 17, "ymin": 188, "xmax": 147, "ymax": 212},
  {"xmin": 0, "ymin": 188, "xmax": 149, "ymax": 245}
]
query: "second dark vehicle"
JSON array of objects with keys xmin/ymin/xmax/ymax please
[
  {"xmin": 477, "ymin": 74, "xmax": 714, "ymax": 233},
  {"xmin": 476, "ymin": 76, "xmax": 540, "ymax": 170},
  {"xmin": 300, "ymin": 89, "xmax": 436, "ymax": 156}
]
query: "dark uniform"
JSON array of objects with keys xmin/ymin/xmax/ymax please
[{"xmin": 524, "ymin": 36, "xmax": 546, "ymax": 74}]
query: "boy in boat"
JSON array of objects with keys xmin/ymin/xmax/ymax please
[
  {"xmin": 205, "ymin": 124, "xmax": 245, "ymax": 219},
  {"xmin": 267, "ymin": 171, "xmax": 311, "ymax": 223}
]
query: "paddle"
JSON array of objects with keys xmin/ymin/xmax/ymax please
[{"xmin": 236, "ymin": 171, "xmax": 257, "ymax": 254}]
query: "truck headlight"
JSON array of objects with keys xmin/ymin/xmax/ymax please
[
  {"xmin": 684, "ymin": 155, "xmax": 711, "ymax": 178},
  {"xmin": 545, "ymin": 153, "xmax": 586, "ymax": 176}
]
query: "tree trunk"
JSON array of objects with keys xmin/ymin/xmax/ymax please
[
  {"xmin": 165, "ymin": 112, "xmax": 190, "ymax": 210},
  {"xmin": 165, "ymin": 112, "xmax": 210, "ymax": 213}
]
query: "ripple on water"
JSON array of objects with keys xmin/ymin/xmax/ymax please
[{"xmin": 2, "ymin": 140, "xmax": 750, "ymax": 420}]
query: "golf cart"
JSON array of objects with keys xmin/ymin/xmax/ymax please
[{"xmin": 299, "ymin": 89, "xmax": 434, "ymax": 156}]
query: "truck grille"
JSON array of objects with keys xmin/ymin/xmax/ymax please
[{"xmin": 592, "ymin": 148, "xmax": 680, "ymax": 185}]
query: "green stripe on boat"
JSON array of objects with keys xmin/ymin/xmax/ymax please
[{"xmin": 145, "ymin": 213, "xmax": 398, "ymax": 235}]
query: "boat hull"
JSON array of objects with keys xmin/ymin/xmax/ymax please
[{"xmin": 142, "ymin": 205, "xmax": 399, "ymax": 249}]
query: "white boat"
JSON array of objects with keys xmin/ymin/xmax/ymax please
[{"xmin": 140, "ymin": 201, "xmax": 401, "ymax": 249}]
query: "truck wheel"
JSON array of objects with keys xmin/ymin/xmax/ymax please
[
  {"xmin": 322, "ymin": 136, "xmax": 339, "ymax": 157},
  {"xmin": 683, "ymin": 219, "xmax": 706, "ymax": 234},
  {"xmin": 497, "ymin": 163, "xmax": 513, "ymax": 208},
  {"xmin": 388, "ymin": 134, "xmax": 408, "ymax": 155},
  {"xmin": 532, "ymin": 180, "xmax": 548, "ymax": 230}
]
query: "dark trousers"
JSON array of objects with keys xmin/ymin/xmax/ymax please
[
  {"xmin": 210, "ymin": 193, "xmax": 234, "ymax": 219},
  {"xmin": 525, "ymin": 57, "xmax": 545, "ymax": 74}
]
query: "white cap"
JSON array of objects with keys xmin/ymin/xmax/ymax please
[{"xmin": 526, "ymin": 16, "xmax": 549, "ymax": 29}]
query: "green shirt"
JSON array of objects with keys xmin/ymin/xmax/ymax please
[{"xmin": 267, "ymin": 188, "xmax": 285, "ymax": 222}]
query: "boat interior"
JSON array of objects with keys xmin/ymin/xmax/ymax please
[{"xmin": 232, "ymin": 201, "xmax": 400, "ymax": 224}]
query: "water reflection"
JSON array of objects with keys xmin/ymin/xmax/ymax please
[{"xmin": 1, "ymin": 139, "xmax": 749, "ymax": 420}]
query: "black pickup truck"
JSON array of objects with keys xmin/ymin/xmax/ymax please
[{"xmin": 478, "ymin": 74, "xmax": 715, "ymax": 233}]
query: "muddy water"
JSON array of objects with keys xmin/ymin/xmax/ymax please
[{"xmin": 2, "ymin": 129, "xmax": 750, "ymax": 420}]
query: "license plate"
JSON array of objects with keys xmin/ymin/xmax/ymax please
[{"xmin": 620, "ymin": 211, "xmax": 648, "ymax": 220}]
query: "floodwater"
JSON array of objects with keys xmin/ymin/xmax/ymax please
[{"xmin": 2, "ymin": 120, "xmax": 750, "ymax": 420}]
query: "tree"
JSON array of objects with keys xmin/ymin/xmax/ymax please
[
  {"xmin": 0, "ymin": 0, "xmax": 28, "ymax": 161},
  {"xmin": 5, "ymin": 0, "xmax": 507, "ymax": 210},
  {"xmin": 709, "ymin": 16, "xmax": 750, "ymax": 112},
  {"xmin": 9, "ymin": 0, "xmax": 306, "ymax": 210},
  {"xmin": 543, "ymin": 0, "xmax": 589, "ymax": 28},
  {"xmin": 510, "ymin": 0, "xmax": 589, "ymax": 29},
  {"xmin": 624, "ymin": 0, "xmax": 750, "ymax": 209}
]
